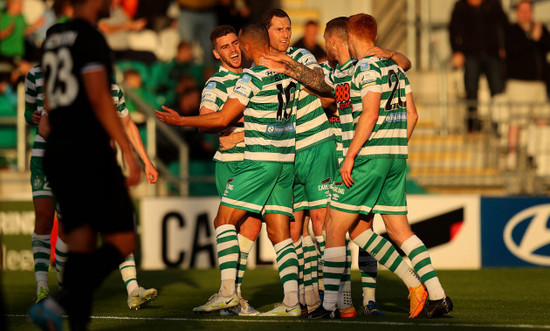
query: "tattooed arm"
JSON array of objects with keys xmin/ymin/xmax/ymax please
[{"xmin": 260, "ymin": 54, "xmax": 334, "ymax": 93}]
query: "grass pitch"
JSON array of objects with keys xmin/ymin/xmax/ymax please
[{"xmin": 3, "ymin": 268, "xmax": 550, "ymax": 330}]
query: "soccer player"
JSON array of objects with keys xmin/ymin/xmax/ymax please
[
  {"xmin": 26, "ymin": 62, "xmax": 159, "ymax": 311},
  {"xmin": 29, "ymin": 0, "xmax": 142, "ymax": 328},
  {"xmin": 322, "ymin": 17, "xmax": 414, "ymax": 317},
  {"xmin": 261, "ymin": 9, "xmax": 337, "ymax": 315},
  {"xmin": 192, "ymin": 24, "xmax": 261, "ymax": 316},
  {"xmin": 156, "ymin": 22, "xmax": 301, "ymax": 317},
  {"xmin": 111, "ymin": 83, "xmax": 159, "ymax": 310},
  {"xmin": 25, "ymin": 64, "xmax": 69, "ymax": 304},
  {"xmin": 317, "ymin": 14, "xmax": 451, "ymax": 319}
]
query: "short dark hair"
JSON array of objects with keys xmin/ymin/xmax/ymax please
[
  {"xmin": 305, "ymin": 20, "xmax": 318, "ymax": 28},
  {"xmin": 325, "ymin": 17, "xmax": 348, "ymax": 41},
  {"xmin": 239, "ymin": 23, "xmax": 269, "ymax": 48},
  {"xmin": 209, "ymin": 25, "xmax": 237, "ymax": 48},
  {"xmin": 261, "ymin": 8, "xmax": 292, "ymax": 29}
]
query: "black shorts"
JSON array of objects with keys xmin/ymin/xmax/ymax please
[{"xmin": 44, "ymin": 143, "xmax": 135, "ymax": 234}]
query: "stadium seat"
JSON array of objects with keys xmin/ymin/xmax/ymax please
[{"xmin": 157, "ymin": 28, "xmax": 180, "ymax": 62}]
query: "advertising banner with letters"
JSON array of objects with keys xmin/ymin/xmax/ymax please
[
  {"xmin": 481, "ymin": 197, "xmax": 550, "ymax": 267},
  {"xmin": 140, "ymin": 195, "xmax": 482, "ymax": 270}
]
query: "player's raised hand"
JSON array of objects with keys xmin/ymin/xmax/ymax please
[
  {"xmin": 154, "ymin": 105, "xmax": 183, "ymax": 126},
  {"xmin": 340, "ymin": 156, "xmax": 355, "ymax": 188}
]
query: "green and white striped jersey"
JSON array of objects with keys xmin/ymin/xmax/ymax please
[
  {"xmin": 347, "ymin": 56, "xmax": 412, "ymax": 159},
  {"xmin": 25, "ymin": 66, "xmax": 46, "ymax": 156},
  {"xmin": 286, "ymin": 47, "xmax": 333, "ymax": 151},
  {"xmin": 25, "ymin": 65, "xmax": 44, "ymax": 125},
  {"xmin": 229, "ymin": 65, "xmax": 299, "ymax": 163},
  {"xmin": 323, "ymin": 59, "xmax": 358, "ymax": 164},
  {"xmin": 200, "ymin": 66, "xmax": 244, "ymax": 162},
  {"xmin": 111, "ymin": 83, "xmax": 129, "ymax": 118}
]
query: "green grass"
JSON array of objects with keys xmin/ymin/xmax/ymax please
[{"xmin": 3, "ymin": 268, "xmax": 550, "ymax": 330}]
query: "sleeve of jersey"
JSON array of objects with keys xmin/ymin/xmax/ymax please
[
  {"xmin": 24, "ymin": 72, "xmax": 37, "ymax": 125},
  {"xmin": 228, "ymin": 73, "xmax": 258, "ymax": 107},
  {"xmin": 79, "ymin": 30, "xmax": 109, "ymax": 74},
  {"xmin": 200, "ymin": 80, "xmax": 223, "ymax": 112},
  {"xmin": 115, "ymin": 87, "xmax": 129, "ymax": 118},
  {"xmin": 405, "ymin": 75, "xmax": 412, "ymax": 94},
  {"xmin": 356, "ymin": 62, "xmax": 382, "ymax": 97},
  {"xmin": 294, "ymin": 48, "xmax": 321, "ymax": 70}
]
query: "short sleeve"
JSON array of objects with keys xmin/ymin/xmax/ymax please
[
  {"xmin": 355, "ymin": 62, "xmax": 381, "ymax": 97},
  {"xmin": 200, "ymin": 80, "xmax": 224, "ymax": 112},
  {"xmin": 228, "ymin": 73, "xmax": 258, "ymax": 106},
  {"xmin": 405, "ymin": 75, "xmax": 412, "ymax": 94},
  {"xmin": 294, "ymin": 48, "xmax": 320, "ymax": 70}
]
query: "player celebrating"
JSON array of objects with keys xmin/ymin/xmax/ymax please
[
  {"xmin": 316, "ymin": 14, "xmax": 451, "ymax": 319},
  {"xmin": 156, "ymin": 23, "xmax": 302, "ymax": 317},
  {"xmin": 191, "ymin": 25, "xmax": 261, "ymax": 316},
  {"xmin": 29, "ymin": 0, "xmax": 142, "ymax": 328},
  {"xmin": 261, "ymin": 9, "xmax": 337, "ymax": 315}
]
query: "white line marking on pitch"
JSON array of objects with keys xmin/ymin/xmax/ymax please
[{"xmin": 7, "ymin": 314, "xmax": 550, "ymax": 329}]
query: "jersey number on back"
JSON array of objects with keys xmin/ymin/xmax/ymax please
[
  {"xmin": 385, "ymin": 69, "xmax": 406, "ymax": 111},
  {"xmin": 276, "ymin": 82, "xmax": 297, "ymax": 121},
  {"xmin": 42, "ymin": 48, "xmax": 78, "ymax": 109}
]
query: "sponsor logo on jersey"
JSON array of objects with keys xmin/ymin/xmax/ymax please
[
  {"xmin": 503, "ymin": 204, "xmax": 550, "ymax": 266},
  {"xmin": 206, "ymin": 82, "xmax": 216, "ymax": 90},
  {"xmin": 241, "ymin": 74, "xmax": 251, "ymax": 83},
  {"xmin": 384, "ymin": 112, "xmax": 407, "ymax": 122},
  {"xmin": 359, "ymin": 71, "xmax": 376, "ymax": 88},
  {"xmin": 265, "ymin": 123, "xmax": 295, "ymax": 134}
]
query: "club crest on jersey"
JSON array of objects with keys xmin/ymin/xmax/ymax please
[
  {"xmin": 206, "ymin": 82, "xmax": 216, "ymax": 90},
  {"xmin": 241, "ymin": 74, "xmax": 252, "ymax": 83},
  {"xmin": 360, "ymin": 63, "xmax": 370, "ymax": 71},
  {"xmin": 33, "ymin": 177, "xmax": 42, "ymax": 189}
]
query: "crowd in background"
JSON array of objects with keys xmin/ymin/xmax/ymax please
[{"xmin": 0, "ymin": 0, "xmax": 549, "ymax": 177}]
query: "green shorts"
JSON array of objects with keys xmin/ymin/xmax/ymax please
[
  {"xmin": 330, "ymin": 158, "xmax": 408, "ymax": 215},
  {"xmin": 30, "ymin": 155, "xmax": 53, "ymax": 200},
  {"xmin": 293, "ymin": 141, "xmax": 337, "ymax": 211},
  {"xmin": 215, "ymin": 161, "xmax": 240, "ymax": 197},
  {"xmin": 221, "ymin": 160, "xmax": 294, "ymax": 217}
]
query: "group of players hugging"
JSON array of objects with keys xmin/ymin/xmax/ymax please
[{"xmin": 28, "ymin": 3, "xmax": 452, "ymax": 330}]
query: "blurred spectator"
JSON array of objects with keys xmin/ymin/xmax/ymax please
[
  {"xmin": 151, "ymin": 41, "xmax": 204, "ymax": 107},
  {"xmin": 215, "ymin": 0, "xmax": 250, "ymax": 32},
  {"xmin": 504, "ymin": 0, "xmax": 550, "ymax": 169},
  {"xmin": 121, "ymin": 0, "xmax": 138, "ymax": 19},
  {"xmin": 122, "ymin": 68, "xmax": 157, "ymax": 124},
  {"xmin": 449, "ymin": 0, "xmax": 508, "ymax": 132},
  {"xmin": 0, "ymin": 71, "xmax": 17, "ymax": 149},
  {"xmin": 135, "ymin": 0, "xmax": 173, "ymax": 32},
  {"xmin": 27, "ymin": 0, "xmax": 73, "ymax": 60},
  {"xmin": 505, "ymin": 0, "xmax": 550, "ymax": 99},
  {"xmin": 98, "ymin": 0, "xmax": 156, "ymax": 64},
  {"xmin": 177, "ymin": 0, "xmax": 217, "ymax": 68},
  {"xmin": 157, "ymin": 84, "xmax": 216, "ymax": 163},
  {"xmin": 0, "ymin": 0, "xmax": 44, "ymax": 82},
  {"xmin": 292, "ymin": 20, "xmax": 327, "ymax": 62}
]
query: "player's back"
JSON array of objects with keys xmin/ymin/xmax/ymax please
[
  {"xmin": 231, "ymin": 65, "xmax": 299, "ymax": 163},
  {"xmin": 41, "ymin": 19, "xmax": 114, "ymax": 148},
  {"xmin": 349, "ymin": 56, "xmax": 410, "ymax": 159}
]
